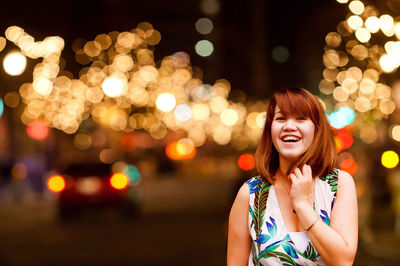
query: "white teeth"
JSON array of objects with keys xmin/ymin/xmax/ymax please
[{"xmin": 282, "ymin": 136, "xmax": 300, "ymax": 142}]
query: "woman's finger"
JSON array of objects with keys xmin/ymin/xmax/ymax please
[
  {"xmin": 307, "ymin": 164, "xmax": 313, "ymax": 178},
  {"xmin": 302, "ymin": 164, "xmax": 310, "ymax": 179},
  {"xmin": 289, "ymin": 173, "xmax": 297, "ymax": 184},
  {"xmin": 302, "ymin": 164, "xmax": 308, "ymax": 175},
  {"xmin": 294, "ymin": 167, "xmax": 302, "ymax": 178}
]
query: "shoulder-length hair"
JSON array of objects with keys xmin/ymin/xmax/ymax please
[{"xmin": 255, "ymin": 86, "xmax": 338, "ymax": 182}]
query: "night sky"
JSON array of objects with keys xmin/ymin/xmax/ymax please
[{"xmin": 0, "ymin": 0, "xmax": 363, "ymax": 99}]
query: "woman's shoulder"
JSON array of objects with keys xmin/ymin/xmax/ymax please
[
  {"xmin": 317, "ymin": 168, "xmax": 355, "ymax": 194},
  {"xmin": 336, "ymin": 169, "xmax": 356, "ymax": 192},
  {"xmin": 319, "ymin": 168, "xmax": 354, "ymax": 182}
]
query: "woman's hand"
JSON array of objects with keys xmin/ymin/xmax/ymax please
[{"xmin": 288, "ymin": 164, "xmax": 313, "ymax": 208}]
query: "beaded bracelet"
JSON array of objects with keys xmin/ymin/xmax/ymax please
[{"xmin": 306, "ymin": 216, "xmax": 319, "ymax": 231}]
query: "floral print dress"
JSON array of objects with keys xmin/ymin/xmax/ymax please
[{"xmin": 247, "ymin": 169, "xmax": 339, "ymax": 265}]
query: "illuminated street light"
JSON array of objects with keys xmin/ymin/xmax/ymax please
[{"xmin": 3, "ymin": 51, "xmax": 27, "ymax": 76}]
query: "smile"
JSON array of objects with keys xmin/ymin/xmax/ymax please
[{"xmin": 281, "ymin": 136, "xmax": 301, "ymax": 143}]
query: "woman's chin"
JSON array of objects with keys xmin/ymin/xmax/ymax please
[{"xmin": 280, "ymin": 152, "xmax": 303, "ymax": 161}]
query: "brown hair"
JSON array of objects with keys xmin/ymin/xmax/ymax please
[{"xmin": 255, "ymin": 86, "xmax": 338, "ymax": 182}]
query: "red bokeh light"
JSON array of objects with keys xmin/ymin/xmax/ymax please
[
  {"xmin": 340, "ymin": 158, "xmax": 357, "ymax": 175},
  {"xmin": 336, "ymin": 131, "xmax": 353, "ymax": 150},
  {"xmin": 238, "ymin": 153, "xmax": 255, "ymax": 171},
  {"xmin": 165, "ymin": 141, "xmax": 196, "ymax": 160},
  {"xmin": 27, "ymin": 121, "xmax": 49, "ymax": 140},
  {"xmin": 121, "ymin": 134, "xmax": 136, "ymax": 151}
]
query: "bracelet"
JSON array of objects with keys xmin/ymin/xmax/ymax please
[{"xmin": 306, "ymin": 215, "xmax": 319, "ymax": 231}]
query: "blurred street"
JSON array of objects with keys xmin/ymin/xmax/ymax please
[
  {"xmin": 0, "ymin": 175, "xmax": 232, "ymax": 266},
  {"xmin": 0, "ymin": 174, "xmax": 399, "ymax": 266}
]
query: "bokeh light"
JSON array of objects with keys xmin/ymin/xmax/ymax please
[
  {"xmin": 220, "ymin": 109, "xmax": 238, "ymax": 126},
  {"xmin": 26, "ymin": 121, "xmax": 49, "ymax": 140},
  {"xmin": 335, "ymin": 130, "xmax": 353, "ymax": 152},
  {"xmin": 174, "ymin": 104, "xmax": 192, "ymax": 121},
  {"xmin": 100, "ymin": 148, "xmax": 117, "ymax": 164},
  {"xmin": 347, "ymin": 15, "xmax": 363, "ymax": 30},
  {"xmin": 192, "ymin": 103, "xmax": 210, "ymax": 120},
  {"xmin": 12, "ymin": 163, "xmax": 27, "ymax": 179},
  {"xmin": 0, "ymin": 37, "xmax": 6, "ymax": 53},
  {"xmin": 238, "ymin": 154, "xmax": 255, "ymax": 171},
  {"xmin": 110, "ymin": 173, "xmax": 129, "ymax": 190},
  {"xmin": 47, "ymin": 175, "xmax": 66, "ymax": 192},
  {"xmin": 256, "ymin": 112, "xmax": 266, "ymax": 128},
  {"xmin": 177, "ymin": 138, "xmax": 196, "ymax": 158},
  {"xmin": 0, "ymin": 99, "xmax": 4, "ymax": 118},
  {"xmin": 195, "ymin": 40, "xmax": 214, "ymax": 57},
  {"xmin": 32, "ymin": 77, "xmax": 54, "ymax": 96},
  {"xmin": 391, "ymin": 125, "xmax": 400, "ymax": 142},
  {"xmin": 349, "ymin": 1, "xmax": 364, "ymax": 15},
  {"xmin": 73, "ymin": 133, "xmax": 92, "ymax": 150},
  {"xmin": 365, "ymin": 16, "xmax": 380, "ymax": 33},
  {"xmin": 380, "ymin": 15, "xmax": 394, "ymax": 34},
  {"xmin": 200, "ymin": 0, "xmax": 220, "ymax": 15},
  {"xmin": 355, "ymin": 28, "xmax": 371, "ymax": 43},
  {"xmin": 4, "ymin": 92, "xmax": 20, "ymax": 108},
  {"xmin": 340, "ymin": 157, "xmax": 357, "ymax": 175},
  {"xmin": 123, "ymin": 165, "xmax": 141, "ymax": 187},
  {"xmin": 102, "ymin": 75, "xmax": 126, "ymax": 97},
  {"xmin": 165, "ymin": 140, "xmax": 196, "ymax": 160},
  {"xmin": 381, "ymin": 151, "xmax": 399, "ymax": 169},
  {"xmin": 3, "ymin": 51, "xmax": 27, "ymax": 76},
  {"xmin": 156, "ymin": 93, "xmax": 176, "ymax": 112},
  {"xmin": 328, "ymin": 107, "xmax": 355, "ymax": 129},
  {"xmin": 271, "ymin": 46, "xmax": 290, "ymax": 63},
  {"xmin": 195, "ymin": 18, "xmax": 214, "ymax": 34}
]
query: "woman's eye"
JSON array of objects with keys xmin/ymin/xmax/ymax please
[
  {"xmin": 297, "ymin": 117, "xmax": 306, "ymax": 120},
  {"xmin": 275, "ymin": 117, "xmax": 285, "ymax": 120}
]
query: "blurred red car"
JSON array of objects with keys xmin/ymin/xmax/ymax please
[{"xmin": 47, "ymin": 163, "xmax": 141, "ymax": 221}]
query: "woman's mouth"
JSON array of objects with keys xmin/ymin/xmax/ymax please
[{"xmin": 281, "ymin": 136, "xmax": 301, "ymax": 143}]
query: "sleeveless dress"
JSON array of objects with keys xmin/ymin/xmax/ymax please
[{"xmin": 246, "ymin": 168, "xmax": 339, "ymax": 265}]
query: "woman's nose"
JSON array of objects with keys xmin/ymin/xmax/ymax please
[{"xmin": 283, "ymin": 119, "xmax": 297, "ymax": 130}]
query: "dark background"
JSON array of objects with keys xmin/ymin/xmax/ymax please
[
  {"xmin": 0, "ymin": 0, "xmax": 347, "ymax": 98},
  {"xmin": 0, "ymin": 0, "xmax": 400, "ymax": 265}
]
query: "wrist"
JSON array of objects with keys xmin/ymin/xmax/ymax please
[
  {"xmin": 293, "ymin": 200, "xmax": 312, "ymax": 212},
  {"xmin": 306, "ymin": 215, "xmax": 319, "ymax": 231}
]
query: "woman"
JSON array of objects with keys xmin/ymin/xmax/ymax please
[{"xmin": 227, "ymin": 86, "xmax": 358, "ymax": 265}]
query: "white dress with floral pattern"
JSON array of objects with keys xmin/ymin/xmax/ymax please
[{"xmin": 246, "ymin": 169, "xmax": 339, "ymax": 265}]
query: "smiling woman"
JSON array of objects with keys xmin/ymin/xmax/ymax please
[{"xmin": 227, "ymin": 86, "xmax": 358, "ymax": 265}]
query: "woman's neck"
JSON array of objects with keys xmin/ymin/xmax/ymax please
[{"xmin": 278, "ymin": 154, "xmax": 295, "ymax": 177}]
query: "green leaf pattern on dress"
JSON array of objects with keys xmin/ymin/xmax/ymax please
[
  {"xmin": 248, "ymin": 176, "xmax": 271, "ymax": 265},
  {"xmin": 248, "ymin": 176, "xmax": 301, "ymax": 265}
]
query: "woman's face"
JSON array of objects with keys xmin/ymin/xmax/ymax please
[{"xmin": 271, "ymin": 107, "xmax": 315, "ymax": 161}]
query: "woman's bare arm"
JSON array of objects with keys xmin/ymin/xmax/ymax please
[
  {"xmin": 227, "ymin": 183, "xmax": 252, "ymax": 266},
  {"xmin": 291, "ymin": 167, "xmax": 358, "ymax": 265}
]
